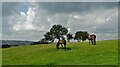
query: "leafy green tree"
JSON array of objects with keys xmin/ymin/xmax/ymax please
[
  {"xmin": 67, "ymin": 33, "xmax": 73, "ymax": 42},
  {"xmin": 44, "ymin": 32, "xmax": 54, "ymax": 42},
  {"xmin": 74, "ymin": 31, "xmax": 83, "ymax": 42},
  {"xmin": 81, "ymin": 31, "xmax": 89, "ymax": 41},
  {"xmin": 74, "ymin": 31, "xmax": 89, "ymax": 42},
  {"xmin": 43, "ymin": 24, "xmax": 68, "ymax": 42},
  {"xmin": 50, "ymin": 24, "xmax": 68, "ymax": 40}
]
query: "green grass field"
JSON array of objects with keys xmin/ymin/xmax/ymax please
[{"xmin": 2, "ymin": 40, "xmax": 118, "ymax": 65}]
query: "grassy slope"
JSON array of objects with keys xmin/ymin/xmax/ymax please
[{"xmin": 2, "ymin": 40, "xmax": 118, "ymax": 65}]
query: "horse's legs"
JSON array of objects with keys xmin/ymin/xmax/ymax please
[
  {"xmin": 56, "ymin": 42, "xmax": 59, "ymax": 49},
  {"xmin": 64, "ymin": 40, "xmax": 67, "ymax": 49},
  {"xmin": 91, "ymin": 40, "xmax": 93, "ymax": 45},
  {"xmin": 88, "ymin": 39, "xmax": 90, "ymax": 45},
  {"xmin": 64, "ymin": 44, "xmax": 66, "ymax": 48},
  {"xmin": 61, "ymin": 44, "xmax": 63, "ymax": 48},
  {"xmin": 93, "ymin": 39, "xmax": 96, "ymax": 45},
  {"xmin": 89, "ymin": 40, "xmax": 90, "ymax": 45},
  {"xmin": 63, "ymin": 42, "xmax": 67, "ymax": 51}
]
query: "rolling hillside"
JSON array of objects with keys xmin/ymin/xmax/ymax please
[{"xmin": 2, "ymin": 40, "xmax": 118, "ymax": 65}]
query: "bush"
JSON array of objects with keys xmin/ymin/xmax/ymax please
[{"xmin": 2, "ymin": 44, "xmax": 11, "ymax": 48}]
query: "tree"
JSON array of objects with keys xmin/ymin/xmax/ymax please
[
  {"xmin": 74, "ymin": 31, "xmax": 89, "ymax": 42},
  {"xmin": 50, "ymin": 24, "xmax": 68, "ymax": 40},
  {"xmin": 43, "ymin": 24, "xmax": 68, "ymax": 42},
  {"xmin": 67, "ymin": 33, "xmax": 73, "ymax": 42},
  {"xmin": 81, "ymin": 31, "xmax": 89, "ymax": 41},
  {"xmin": 74, "ymin": 31, "xmax": 83, "ymax": 42},
  {"xmin": 44, "ymin": 32, "xmax": 54, "ymax": 42}
]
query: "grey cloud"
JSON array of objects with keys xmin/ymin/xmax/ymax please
[
  {"xmin": 2, "ymin": 2, "xmax": 118, "ymax": 41},
  {"xmin": 0, "ymin": 2, "xmax": 1, "ymax": 16},
  {"xmin": 94, "ymin": 17, "xmax": 118, "ymax": 34},
  {"xmin": 2, "ymin": 0, "xmax": 120, "ymax": 2},
  {"xmin": 2, "ymin": 31, "xmax": 45, "ymax": 41},
  {"xmin": 2, "ymin": 17, "xmax": 13, "ymax": 35},
  {"xmin": 0, "ymin": 2, "xmax": 2, "ymax": 31},
  {"xmin": 96, "ymin": 33, "xmax": 118, "ymax": 40},
  {"xmin": 95, "ymin": 25, "xmax": 118, "ymax": 33},
  {"xmin": 2, "ymin": 2, "xmax": 20, "ymax": 16},
  {"xmin": 48, "ymin": 13, "xmax": 69, "ymax": 27},
  {"xmin": 38, "ymin": 2, "xmax": 118, "ymax": 14}
]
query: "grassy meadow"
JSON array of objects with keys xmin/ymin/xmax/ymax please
[{"xmin": 2, "ymin": 40, "xmax": 118, "ymax": 65}]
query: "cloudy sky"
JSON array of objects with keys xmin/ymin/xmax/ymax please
[{"xmin": 1, "ymin": 1, "xmax": 119, "ymax": 41}]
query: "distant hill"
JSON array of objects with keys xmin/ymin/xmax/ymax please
[{"xmin": 1, "ymin": 40, "xmax": 34, "ymax": 47}]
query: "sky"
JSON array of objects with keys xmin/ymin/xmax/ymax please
[{"xmin": 1, "ymin": 1, "xmax": 119, "ymax": 41}]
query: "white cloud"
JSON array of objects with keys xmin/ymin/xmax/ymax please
[
  {"xmin": 26, "ymin": 7, "xmax": 35, "ymax": 23},
  {"xmin": 47, "ymin": 18, "xmax": 51, "ymax": 22},
  {"xmin": 11, "ymin": 4, "xmax": 47, "ymax": 31},
  {"xmin": 20, "ymin": 12, "xmax": 26, "ymax": 17},
  {"xmin": 13, "ymin": 22, "xmax": 38, "ymax": 31},
  {"xmin": 25, "ymin": 23, "xmax": 35, "ymax": 30},
  {"xmin": 106, "ymin": 17, "xmax": 112, "ymax": 21},
  {"xmin": 67, "ymin": 28, "xmax": 71, "ymax": 33},
  {"xmin": 73, "ymin": 15, "xmax": 80, "ymax": 19},
  {"xmin": 13, "ymin": 24, "xmax": 21, "ymax": 31},
  {"xmin": 106, "ymin": 34, "xmax": 110, "ymax": 36},
  {"xmin": 95, "ymin": 17, "xmax": 106, "ymax": 25}
]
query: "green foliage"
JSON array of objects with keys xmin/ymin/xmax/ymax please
[
  {"xmin": 44, "ymin": 24, "xmax": 68, "ymax": 42},
  {"xmin": 50, "ymin": 25, "xmax": 68, "ymax": 38},
  {"xmin": 67, "ymin": 33, "xmax": 73, "ymax": 42},
  {"xmin": 74, "ymin": 31, "xmax": 89, "ymax": 42},
  {"xmin": 81, "ymin": 31, "xmax": 89, "ymax": 41},
  {"xmin": 42, "ymin": 24, "xmax": 91, "ymax": 43},
  {"xmin": 74, "ymin": 31, "xmax": 83, "ymax": 42},
  {"xmin": 2, "ymin": 40, "xmax": 118, "ymax": 65},
  {"xmin": 44, "ymin": 32, "xmax": 54, "ymax": 42}
]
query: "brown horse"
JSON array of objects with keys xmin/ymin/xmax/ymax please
[
  {"xmin": 88, "ymin": 34, "xmax": 96, "ymax": 45},
  {"xmin": 56, "ymin": 39, "xmax": 66, "ymax": 49}
]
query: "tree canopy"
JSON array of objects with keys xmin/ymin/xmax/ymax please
[
  {"xmin": 43, "ymin": 24, "xmax": 68, "ymax": 42},
  {"xmin": 42, "ymin": 24, "xmax": 90, "ymax": 43},
  {"xmin": 74, "ymin": 31, "xmax": 89, "ymax": 42},
  {"xmin": 44, "ymin": 32, "xmax": 54, "ymax": 42},
  {"xmin": 67, "ymin": 33, "xmax": 73, "ymax": 42}
]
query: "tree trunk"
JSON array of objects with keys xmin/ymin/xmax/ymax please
[{"xmin": 56, "ymin": 34, "xmax": 60, "ymax": 41}]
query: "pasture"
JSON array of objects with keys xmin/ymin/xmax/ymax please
[{"xmin": 2, "ymin": 40, "xmax": 118, "ymax": 65}]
